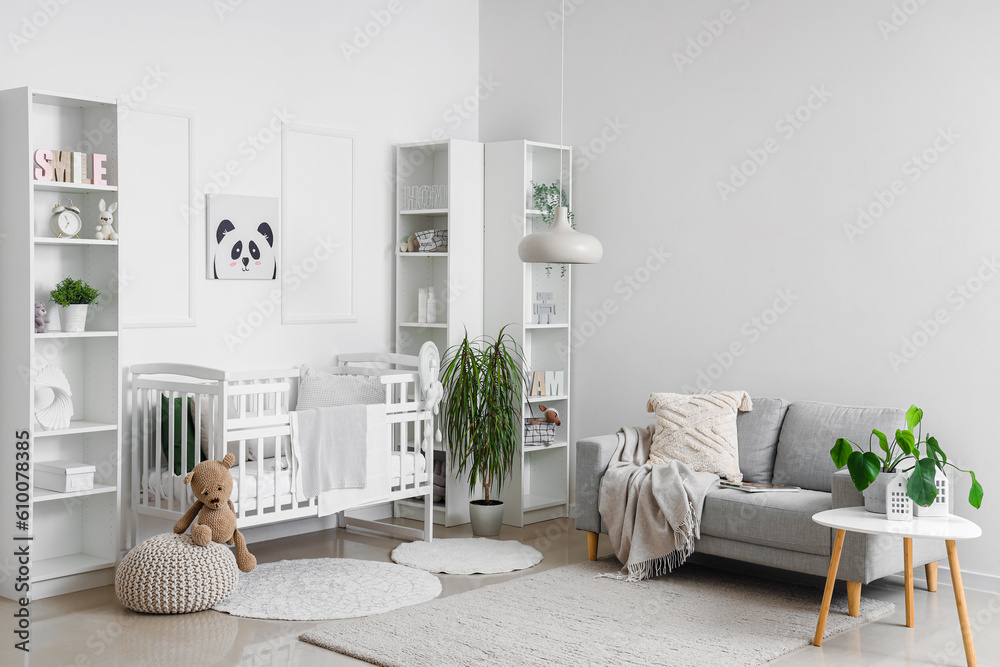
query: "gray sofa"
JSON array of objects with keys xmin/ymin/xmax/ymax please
[{"xmin": 573, "ymin": 398, "xmax": 948, "ymax": 607}]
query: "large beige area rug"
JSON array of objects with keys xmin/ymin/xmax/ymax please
[{"xmin": 300, "ymin": 559, "xmax": 893, "ymax": 666}]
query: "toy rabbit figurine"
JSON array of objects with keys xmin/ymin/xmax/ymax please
[
  {"xmin": 34, "ymin": 301, "xmax": 49, "ymax": 333},
  {"xmin": 95, "ymin": 199, "xmax": 118, "ymax": 241}
]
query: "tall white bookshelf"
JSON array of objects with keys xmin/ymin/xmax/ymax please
[
  {"xmin": 393, "ymin": 139, "xmax": 484, "ymax": 527},
  {"xmin": 485, "ymin": 140, "xmax": 572, "ymax": 527},
  {"xmin": 0, "ymin": 88, "xmax": 122, "ymax": 600}
]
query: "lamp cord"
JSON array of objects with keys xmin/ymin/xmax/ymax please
[{"xmin": 558, "ymin": 0, "xmax": 565, "ymax": 199}]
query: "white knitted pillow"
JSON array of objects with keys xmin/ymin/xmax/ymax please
[{"xmin": 646, "ymin": 391, "xmax": 752, "ymax": 482}]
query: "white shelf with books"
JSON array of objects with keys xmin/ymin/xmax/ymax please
[
  {"xmin": 0, "ymin": 87, "xmax": 122, "ymax": 601},
  {"xmin": 393, "ymin": 139, "xmax": 484, "ymax": 527},
  {"xmin": 485, "ymin": 140, "xmax": 573, "ymax": 527}
]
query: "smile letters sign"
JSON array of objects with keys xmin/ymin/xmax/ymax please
[{"xmin": 33, "ymin": 149, "xmax": 108, "ymax": 186}]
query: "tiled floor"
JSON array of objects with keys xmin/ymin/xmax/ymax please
[{"xmin": 2, "ymin": 517, "xmax": 996, "ymax": 666}]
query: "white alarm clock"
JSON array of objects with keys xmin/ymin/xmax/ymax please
[{"xmin": 50, "ymin": 198, "xmax": 82, "ymax": 238}]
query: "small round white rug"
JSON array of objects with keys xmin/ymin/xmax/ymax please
[
  {"xmin": 391, "ymin": 538, "xmax": 543, "ymax": 575},
  {"xmin": 212, "ymin": 558, "xmax": 441, "ymax": 621}
]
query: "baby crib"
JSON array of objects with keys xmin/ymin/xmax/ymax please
[{"xmin": 129, "ymin": 352, "xmax": 435, "ymax": 546}]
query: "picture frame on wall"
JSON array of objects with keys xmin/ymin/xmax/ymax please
[{"xmin": 207, "ymin": 194, "xmax": 280, "ymax": 280}]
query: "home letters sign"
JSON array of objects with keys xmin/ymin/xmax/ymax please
[{"xmin": 33, "ymin": 149, "xmax": 108, "ymax": 186}]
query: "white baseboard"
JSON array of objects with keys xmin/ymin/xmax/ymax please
[{"xmin": 883, "ymin": 566, "xmax": 1000, "ymax": 594}]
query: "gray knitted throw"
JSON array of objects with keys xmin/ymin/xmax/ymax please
[{"xmin": 599, "ymin": 426, "xmax": 719, "ymax": 581}]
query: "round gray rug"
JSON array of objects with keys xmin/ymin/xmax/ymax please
[
  {"xmin": 391, "ymin": 538, "xmax": 543, "ymax": 575},
  {"xmin": 212, "ymin": 558, "xmax": 441, "ymax": 621}
]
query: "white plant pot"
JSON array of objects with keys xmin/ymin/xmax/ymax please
[
  {"xmin": 469, "ymin": 500, "xmax": 504, "ymax": 537},
  {"xmin": 863, "ymin": 471, "xmax": 900, "ymax": 514},
  {"xmin": 61, "ymin": 304, "xmax": 89, "ymax": 332},
  {"xmin": 914, "ymin": 468, "xmax": 949, "ymax": 517}
]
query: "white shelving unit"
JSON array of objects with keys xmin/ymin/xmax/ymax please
[
  {"xmin": 393, "ymin": 139, "xmax": 484, "ymax": 527},
  {"xmin": 0, "ymin": 87, "xmax": 122, "ymax": 601},
  {"xmin": 485, "ymin": 140, "xmax": 572, "ymax": 527}
]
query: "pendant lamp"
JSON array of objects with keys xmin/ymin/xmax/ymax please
[{"xmin": 517, "ymin": 0, "xmax": 603, "ymax": 265}]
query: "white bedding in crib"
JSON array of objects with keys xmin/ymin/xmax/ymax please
[{"xmin": 145, "ymin": 453, "xmax": 427, "ymax": 506}]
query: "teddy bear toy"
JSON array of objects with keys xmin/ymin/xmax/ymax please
[
  {"xmin": 34, "ymin": 301, "xmax": 49, "ymax": 334},
  {"xmin": 95, "ymin": 198, "xmax": 118, "ymax": 241},
  {"xmin": 531, "ymin": 404, "xmax": 561, "ymax": 427},
  {"xmin": 173, "ymin": 453, "xmax": 256, "ymax": 572}
]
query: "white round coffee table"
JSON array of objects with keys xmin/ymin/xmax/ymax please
[{"xmin": 812, "ymin": 507, "xmax": 982, "ymax": 666}]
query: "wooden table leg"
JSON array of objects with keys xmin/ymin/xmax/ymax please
[
  {"xmin": 587, "ymin": 531, "xmax": 599, "ymax": 561},
  {"xmin": 904, "ymin": 537, "xmax": 915, "ymax": 628},
  {"xmin": 846, "ymin": 581, "xmax": 861, "ymax": 618},
  {"xmin": 946, "ymin": 540, "xmax": 977, "ymax": 667},
  {"xmin": 925, "ymin": 561, "xmax": 938, "ymax": 592},
  {"xmin": 814, "ymin": 529, "xmax": 846, "ymax": 647}
]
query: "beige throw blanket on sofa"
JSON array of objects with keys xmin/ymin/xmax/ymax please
[{"xmin": 599, "ymin": 425, "xmax": 719, "ymax": 581}]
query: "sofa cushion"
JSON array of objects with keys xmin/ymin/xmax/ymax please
[
  {"xmin": 736, "ymin": 397, "xmax": 789, "ymax": 484},
  {"xmin": 771, "ymin": 401, "xmax": 905, "ymax": 492},
  {"xmin": 700, "ymin": 488, "xmax": 833, "ymax": 556}
]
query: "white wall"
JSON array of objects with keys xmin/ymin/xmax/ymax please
[
  {"xmin": 2, "ymin": 0, "xmax": 480, "ymax": 539},
  {"xmin": 481, "ymin": 0, "xmax": 1000, "ymax": 583}
]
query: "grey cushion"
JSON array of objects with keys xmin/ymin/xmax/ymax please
[
  {"xmin": 736, "ymin": 397, "xmax": 789, "ymax": 484},
  {"xmin": 700, "ymin": 488, "xmax": 833, "ymax": 556},
  {"xmin": 771, "ymin": 401, "xmax": 905, "ymax": 492}
]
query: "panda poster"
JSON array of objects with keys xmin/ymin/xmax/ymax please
[{"xmin": 207, "ymin": 194, "xmax": 279, "ymax": 280}]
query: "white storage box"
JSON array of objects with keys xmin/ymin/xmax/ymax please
[{"xmin": 35, "ymin": 460, "xmax": 95, "ymax": 493}]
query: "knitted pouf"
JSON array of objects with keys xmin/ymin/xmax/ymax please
[{"xmin": 116, "ymin": 533, "xmax": 239, "ymax": 614}]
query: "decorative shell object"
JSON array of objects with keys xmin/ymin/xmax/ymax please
[{"xmin": 34, "ymin": 365, "xmax": 73, "ymax": 430}]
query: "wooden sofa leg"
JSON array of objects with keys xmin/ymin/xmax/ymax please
[
  {"xmin": 846, "ymin": 581, "xmax": 861, "ymax": 618},
  {"xmin": 587, "ymin": 531, "xmax": 599, "ymax": 561},
  {"xmin": 926, "ymin": 561, "xmax": 938, "ymax": 592}
]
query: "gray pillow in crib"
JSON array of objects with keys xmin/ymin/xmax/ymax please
[{"xmin": 296, "ymin": 365, "xmax": 386, "ymax": 409}]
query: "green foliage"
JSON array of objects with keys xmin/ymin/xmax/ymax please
[
  {"xmin": 531, "ymin": 181, "xmax": 574, "ymax": 278},
  {"xmin": 440, "ymin": 326, "xmax": 526, "ymax": 503},
  {"xmin": 828, "ymin": 404, "xmax": 983, "ymax": 509},
  {"xmin": 50, "ymin": 277, "xmax": 100, "ymax": 307}
]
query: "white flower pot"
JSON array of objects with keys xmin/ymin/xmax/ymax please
[
  {"xmin": 61, "ymin": 304, "xmax": 89, "ymax": 332},
  {"xmin": 863, "ymin": 471, "xmax": 900, "ymax": 514},
  {"xmin": 469, "ymin": 500, "xmax": 504, "ymax": 537}
]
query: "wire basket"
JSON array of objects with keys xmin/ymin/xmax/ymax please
[{"xmin": 524, "ymin": 418, "xmax": 556, "ymax": 447}]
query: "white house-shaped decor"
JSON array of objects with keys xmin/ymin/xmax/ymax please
[
  {"xmin": 886, "ymin": 475, "xmax": 912, "ymax": 521},
  {"xmin": 914, "ymin": 467, "xmax": 949, "ymax": 517}
]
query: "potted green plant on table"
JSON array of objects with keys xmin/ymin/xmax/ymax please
[
  {"xmin": 531, "ymin": 181, "xmax": 573, "ymax": 278},
  {"xmin": 441, "ymin": 326, "xmax": 526, "ymax": 536},
  {"xmin": 830, "ymin": 405, "xmax": 983, "ymax": 514},
  {"xmin": 50, "ymin": 277, "xmax": 100, "ymax": 332}
]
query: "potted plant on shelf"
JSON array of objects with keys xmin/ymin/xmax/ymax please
[
  {"xmin": 441, "ymin": 326, "xmax": 526, "ymax": 536},
  {"xmin": 531, "ymin": 181, "xmax": 573, "ymax": 278},
  {"xmin": 830, "ymin": 404, "xmax": 983, "ymax": 514},
  {"xmin": 49, "ymin": 277, "xmax": 100, "ymax": 333}
]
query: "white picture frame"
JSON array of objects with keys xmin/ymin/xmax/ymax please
[
  {"xmin": 280, "ymin": 123, "xmax": 356, "ymax": 323},
  {"xmin": 207, "ymin": 194, "xmax": 280, "ymax": 280}
]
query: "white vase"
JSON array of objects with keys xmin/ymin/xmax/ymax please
[
  {"xmin": 61, "ymin": 304, "xmax": 88, "ymax": 332},
  {"xmin": 426, "ymin": 288, "xmax": 438, "ymax": 324},
  {"xmin": 417, "ymin": 288, "xmax": 428, "ymax": 323},
  {"xmin": 914, "ymin": 467, "xmax": 949, "ymax": 517},
  {"xmin": 863, "ymin": 471, "xmax": 901, "ymax": 514}
]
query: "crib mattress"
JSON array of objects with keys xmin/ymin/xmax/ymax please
[{"xmin": 144, "ymin": 453, "xmax": 427, "ymax": 507}]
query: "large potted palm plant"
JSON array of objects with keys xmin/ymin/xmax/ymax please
[{"xmin": 441, "ymin": 326, "xmax": 526, "ymax": 536}]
